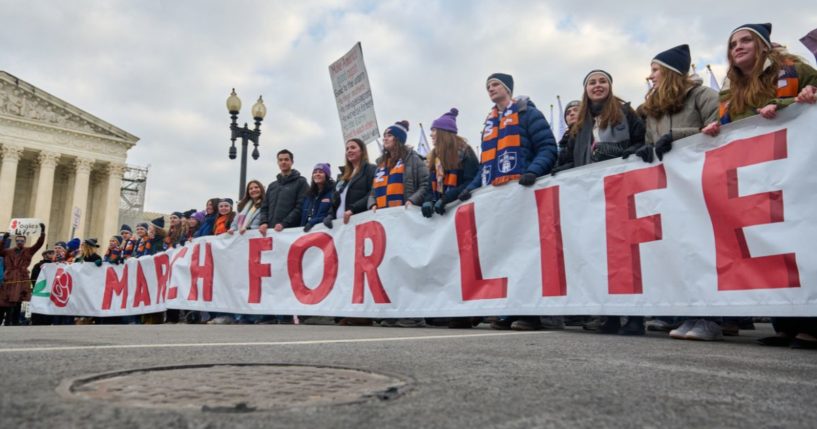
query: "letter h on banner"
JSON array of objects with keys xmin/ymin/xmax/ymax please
[
  {"xmin": 187, "ymin": 243, "xmax": 214, "ymax": 301},
  {"xmin": 604, "ymin": 165, "xmax": 667, "ymax": 294}
]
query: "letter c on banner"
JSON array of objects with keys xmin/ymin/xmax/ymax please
[{"xmin": 288, "ymin": 232, "xmax": 338, "ymax": 305}]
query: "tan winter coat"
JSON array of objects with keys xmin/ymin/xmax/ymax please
[{"xmin": 645, "ymin": 83, "xmax": 719, "ymax": 145}]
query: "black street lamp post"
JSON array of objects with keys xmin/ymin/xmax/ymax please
[{"xmin": 226, "ymin": 88, "xmax": 267, "ymax": 198}]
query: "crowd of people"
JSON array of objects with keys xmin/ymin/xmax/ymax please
[{"xmin": 2, "ymin": 23, "xmax": 816, "ymax": 348}]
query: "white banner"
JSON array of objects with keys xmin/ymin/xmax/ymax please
[
  {"xmin": 31, "ymin": 105, "xmax": 817, "ymax": 317},
  {"xmin": 328, "ymin": 42, "xmax": 380, "ymax": 144}
]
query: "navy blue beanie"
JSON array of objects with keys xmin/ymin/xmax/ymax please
[
  {"xmin": 385, "ymin": 120, "xmax": 410, "ymax": 144},
  {"xmin": 119, "ymin": 224, "xmax": 132, "ymax": 233},
  {"xmin": 732, "ymin": 23, "xmax": 772, "ymax": 49},
  {"xmin": 653, "ymin": 44, "xmax": 691, "ymax": 75},
  {"xmin": 486, "ymin": 73, "xmax": 514, "ymax": 95}
]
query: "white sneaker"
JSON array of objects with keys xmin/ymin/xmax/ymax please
[
  {"xmin": 207, "ymin": 316, "xmax": 235, "ymax": 325},
  {"xmin": 669, "ymin": 319, "xmax": 698, "ymax": 339},
  {"xmin": 685, "ymin": 319, "xmax": 723, "ymax": 341}
]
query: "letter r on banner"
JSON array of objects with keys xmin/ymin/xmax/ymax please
[
  {"xmin": 702, "ymin": 129, "xmax": 800, "ymax": 290},
  {"xmin": 455, "ymin": 203, "xmax": 508, "ymax": 300},
  {"xmin": 604, "ymin": 165, "xmax": 667, "ymax": 294},
  {"xmin": 353, "ymin": 221, "xmax": 391, "ymax": 304}
]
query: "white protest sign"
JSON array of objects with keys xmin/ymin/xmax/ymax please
[{"xmin": 329, "ymin": 42, "xmax": 380, "ymax": 144}]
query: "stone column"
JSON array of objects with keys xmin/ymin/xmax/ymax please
[
  {"xmin": 70, "ymin": 157, "xmax": 94, "ymax": 238},
  {"xmin": 0, "ymin": 144, "xmax": 24, "ymax": 228},
  {"xmin": 102, "ymin": 162, "xmax": 126, "ymax": 242},
  {"xmin": 32, "ymin": 151, "xmax": 61, "ymax": 234}
]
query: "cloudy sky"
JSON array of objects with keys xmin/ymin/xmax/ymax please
[{"xmin": 2, "ymin": 0, "xmax": 815, "ymax": 213}]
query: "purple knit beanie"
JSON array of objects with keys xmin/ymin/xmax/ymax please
[
  {"xmin": 313, "ymin": 163, "xmax": 331, "ymax": 178},
  {"xmin": 431, "ymin": 108, "xmax": 459, "ymax": 134},
  {"xmin": 192, "ymin": 211, "xmax": 206, "ymax": 223}
]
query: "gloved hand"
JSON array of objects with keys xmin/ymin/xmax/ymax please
[
  {"xmin": 654, "ymin": 133, "xmax": 673, "ymax": 161},
  {"xmin": 434, "ymin": 199, "xmax": 446, "ymax": 215},
  {"xmin": 94, "ymin": 259, "xmax": 103, "ymax": 267},
  {"xmin": 39, "ymin": 223, "xmax": 46, "ymax": 232},
  {"xmin": 622, "ymin": 144, "xmax": 654, "ymax": 163},
  {"xmin": 322, "ymin": 216, "xmax": 333, "ymax": 229},
  {"xmin": 458, "ymin": 189, "xmax": 472, "ymax": 202},
  {"xmin": 421, "ymin": 201, "xmax": 434, "ymax": 218},
  {"xmin": 518, "ymin": 172, "xmax": 537, "ymax": 186},
  {"xmin": 303, "ymin": 223, "xmax": 314, "ymax": 232}
]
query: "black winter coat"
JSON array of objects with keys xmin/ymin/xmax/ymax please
[
  {"xmin": 330, "ymin": 163, "xmax": 376, "ymax": 217},
  {"xmin": 259, "ymin": 170, "xmax": 309, "ymax": 228}
]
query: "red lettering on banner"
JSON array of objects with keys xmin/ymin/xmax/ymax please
[
  {"xmin": 187, "ymin": 243, "xmax": 214, "ymax": 301},
  {"xmin": 102, "ymin": 265, "xmax": 128, "ymax": 310},
  {"xmin": 248, "ymin": 237, "xmax": 273, "ymax": 304},
  {"xmin": 702, "ymin": 129, "xmax": 800, "ymax": 290},
  {"xmin": 167, "ymin": 247, "xmax": 188, "ymax": 300},
  {"xmin": 353, "ymin": 221, "xmax": 391, "ymax": 304},
  {"xmin": 154, "ymin": 253, "xmax": 169, "ymax": 303},
  {"xmin": 535, "ymin": 186, "xmax": 567, "ymax": 296},
  {"xmin": 455, "ymin": 203, "xmax": 508, "ymax": 300},
  {"xmin": 133, "ymin": 262, "xmax": 152, "ymax": 307},
  {"xmin": 604, "ymin": 165, "xmax": 667, "ymax": 294},
  {"xmin": 288, "ymin": 232, "xmax": 338, "ymax": 305}
]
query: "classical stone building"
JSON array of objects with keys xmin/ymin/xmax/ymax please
[{"xmin": 0, "ymin": 71, "xmax": 139, "ymax": 247}]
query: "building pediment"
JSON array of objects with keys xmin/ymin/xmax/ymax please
[{"xmin": 0, "ymin": 71, "xmax": 139, "ymax": 146}]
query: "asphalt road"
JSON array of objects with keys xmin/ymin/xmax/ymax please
[{"xmin": 0, "ymin": 323, "xmax": 815, "ymax": 429}]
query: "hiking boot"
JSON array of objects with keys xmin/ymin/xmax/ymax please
[
  {"xmin": 539, "ymin": 316, "xmax": 565, "ymax": 330},
  {"xmin": 618, "ymin": 316, "xmax": 645, "ymax": 336},
  {"xmin": 669, "ymin": 319, "xmax": 698, "ymax": 339},
  {"xmin": 684, "ymin": 319, "xmax": 723, "ymax": 341},
  {"xmin": 490, "ymin": 318, "xmax": 513, "ymax": 330}
]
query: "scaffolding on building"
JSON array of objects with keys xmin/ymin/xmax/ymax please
[{"xmin": 119, "ymin": 164, "xmax": 149, "ymax": 227}]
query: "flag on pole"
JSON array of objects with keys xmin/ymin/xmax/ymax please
[
  {"xmin": 707, "ymin": 65, "xmax": 720, "ymax": 91},
  {"xmin": 801, "ymin": 28, "xmax": 817, "ymax": 62},
  {"xmin": 417, "ymin": 123, "xmax": 431, "ymax": 158},
  {"xmin": 556, "ymin": 95, "xmax": 567, "ymax": 139},
  {"xmin": 549, "ymin": 104, "xmax": 554, "ymax": 137}
]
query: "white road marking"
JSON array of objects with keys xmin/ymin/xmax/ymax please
[{"xmin": 0, "ymin": 331, "xmax": 552, "ymax": 353}]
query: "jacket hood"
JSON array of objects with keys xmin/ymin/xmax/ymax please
[{"xmin": 277, "ymin": 169, "xmax": 302, "ymax": 183}]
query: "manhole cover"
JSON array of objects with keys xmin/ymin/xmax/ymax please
[{"xmin": 58, "ymin": 364, "xmax": 408, "ymax": 412}]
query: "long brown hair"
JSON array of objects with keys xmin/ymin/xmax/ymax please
[
  {"xmin": 725, "ymin": 32, "xmax": 799, "ymax": 117},
  {"xmin": 428, "ymin": 129, "xmax": 474, "ymax": 171},
  {"xmin": 205, "ymin": 198, "xmax": 220, "ymax": 216},
  {"xmin": 570, "ymin": 86, "xmax": 624, "ymax": 137},
  {"xmin": 641, "ymin": 64, "xmax": 696, "ymax": 118},
  {"xmin": 168, "ymin": 218, "xmax": 188, "ymax": 246},
  {"xmin": 237, "ymin": 180, "xmax": 265, "ymax": 212},
  {"xmin": 340, "ymin": 138, "xmax": 370, "ymax": 182}
]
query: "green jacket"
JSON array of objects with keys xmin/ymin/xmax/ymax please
[{"xmin": 719, "ymin": 61, "xmax": 817, "ymax": 123}]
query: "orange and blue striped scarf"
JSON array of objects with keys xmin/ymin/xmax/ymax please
[
  {"xmin": 431, "ymin": 157, "xmax": 461, "ymax": 201},
  {"xmin": 480, "ymin": 101, "xmax": 524, "ymax": 186},
  {"xmin": 373, "ymin": 160, "xmax": 405, "ymax": 208}
]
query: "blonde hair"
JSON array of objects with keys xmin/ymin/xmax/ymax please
[{"xmin": 641, "ymin": 64, "xmax": 696, "ymax": 118}]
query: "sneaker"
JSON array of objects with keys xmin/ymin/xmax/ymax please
[
  {"xmin": 646, "ymin": 319, "xmax": 673, "ymax": 332},
  {"xmin": 511, "ymin": 318, "xmax": 542, "ymax": 331},
  {"xmin": 598, "ymin": 317, "xmax": 621, "ymax": 334},
  {"xmin": 669, "ymin": 319, "xmax": 698, "ymax": 339},
  {"xmin": 378, "ymin": 319, "xmax": 398, "ymax": 327},
  {"xmin": 395, "ymin": 318, "xmax": 426, "ymax": 328},
  {"xmin": 618, "ymin": 316, "xmax": 645, "ymax": 336},
  {"xmin": 582, "ymin": 317, "xmax": 603, "ymax": 331},
  {"xmin": 685, "ymin": 320, "xmax": 724, "ymax": 341},
  {"xmin": 207, "ymin": 316, "xmax": 235, "ymax": 325},
  {"xmin": 490, "ymin": 318, "xmax": 513, "ymax": 330},
  {"xmin": 540, "ymin": 316, "xmax": 565, "ymax": 330}
]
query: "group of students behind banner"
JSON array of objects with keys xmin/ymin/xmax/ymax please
[{"xmin": 6, "ymin": 22, "xmax": 817, "ymax": 349}]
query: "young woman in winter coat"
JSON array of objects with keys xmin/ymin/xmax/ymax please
[
  {"xmin": 639, "ymin": 45, "xmax": 719, "ymax": 162},
  {"xmin": 165, "ymin": 212, "xmax": 189, "ymax": 249},
  {"xmin": 325, "ymin": 138, "xmax": 377, "ymax": 228},
  {"xmin": 301, "ymin": 164, "xmax": 335, "ymax": 232},
  {"xmin": 422, "ymin": 108, "xmax": 478, "ymax": 219},
  {"xmin": 368, "ymin": 120, "xmax": 430, "ymax": 212},
  {"xmin": 702, "ymin": 23, "xmax": 817, "ymax": 136},
  {"xmin": 74, "ymin": 239, "xmax": 102, "ymax": 265},
  {"xmin": 194, "ymin": 198, "xmax": 220, "ymax": 238},
  {"xmin": 230, "ymin": 180, "xmax": 265, "ymax": 234},
  {"xmin": 558, "ymin": 70, "xmax": 646, "ymax": 170},
  {"xmin": 213, "ymin": 199, "xmax": 236, "ymax": 236}
]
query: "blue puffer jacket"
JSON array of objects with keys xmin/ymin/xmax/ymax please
[
  {"xmin": 300, "ymin": 186, "xmax": 335, "ymax": 229},
  {"xmin": 466, "ymin": 96, "xmax": 557, "ymax": 191}
]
